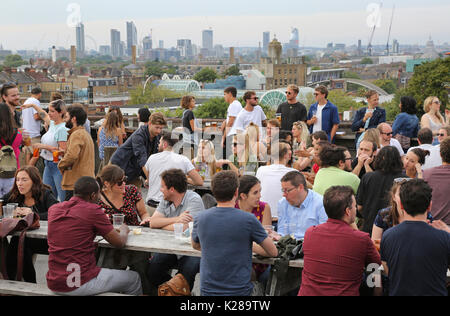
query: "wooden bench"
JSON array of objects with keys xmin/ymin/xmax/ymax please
[{"xmin": 0, "ymin": 280, "xmax": 130, "ymax": 296}]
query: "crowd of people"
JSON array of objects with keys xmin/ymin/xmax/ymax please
[{"xmin": 0, "ymin": 82, "xmax": 449, "ymax": 297}]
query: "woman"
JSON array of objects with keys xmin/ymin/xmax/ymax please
[
  {"xmin": 403, "ymin": 148, "xmax": 429, "ymax": 179},
  {"xmin": 23, "ymin": 100, "xmax": 68, "ymax": 201},
  {"xmin": 97, "ymin": 106, "xmax": 127, "ymax": 139},
  {"xmin": 235, "ymin": 175, "xmax": 273, "ymax": 285},
  {"xmin": 181, "ymin": 96, "xmax": 201, "ymax": 158},
  {"xmin": 392, "ymin": 96, "xmax": 420, "ymax": 152},
  {"xmin": 292, "ymin": 121, "xmax": 313, "ymax": 171},
  {"xmin": 193, "ymin": 140, "xmax": 235, "ymax": 179},
  {"xmin": 97, "ymin": 165, "xmax": 150, "ymax": 226},
  {"xmin": 1, "ymin": 166, "xmax": 58, "ymax": 282},
  {"xmin": 97, "ymin": 111, "xmax": 123, "ymax": 168},
  {"xmin": 352, "ymin": 90, "xmax": 386, "ymax": 147},
  {"xmin": 0, "ymin": 103, "xmax": 23, "ymax": 197},
  {"xmin": 228, "ymin": 134, "xmax": 257, "ymax": 176},
  {"xmin": 421, "ymin": 97, "xmax": 445, "ymax": 145},
  {"xmin": 246, "ymin": 123, "xmax": 266, "ymax": 162}
]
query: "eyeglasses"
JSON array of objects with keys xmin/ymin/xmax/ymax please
[
  {"xmin": 286, "ymin": 91, "xmax": 294, "ymax": 95},
  {"xmin": 381, "ymin": 132, "xmax": 393, "ymax": 136},
  {"xmin": 437, "ymin": 133, "xmax": 446, "ymax": 137},
  {"xmin": 250, "ymin": 97, "xmax": 259, "ymax": 100},
  {"xmin": 432, "ymin": 100, "xmax": 441, "ymax": 105},
  {"xmin": 281, "ymin": 187, "xmax": 297, "ymax": 194},
  {"xmin": 115, "ymin": 177, "xmax": 128, "ymax": 186}
]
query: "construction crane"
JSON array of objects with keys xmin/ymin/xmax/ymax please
[
  {"xmin": 386, "ymin": 5, "xmax": 396, "ymax": 56},
  {"xmin": 367, "ymin": 2, "xmax": 383, "ymax": 56}
]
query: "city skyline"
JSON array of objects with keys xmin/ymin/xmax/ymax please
[{"xmin": 0, "ymin": 1, "xmax": 449, "ymax": 51}]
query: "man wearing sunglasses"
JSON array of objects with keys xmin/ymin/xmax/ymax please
[
  {"xmin": 377, "ymin": 123, "xmax": 404, "ymax": 157},
  {"xmin": 276, "ymin": 85, "xmax": 307, "ymax": 132},
  {"xmin": 231, "ymin": 91, "xmax": 267, "ymax": 135}
]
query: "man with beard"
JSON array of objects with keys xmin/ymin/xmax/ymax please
[
  {"xmin": 230, "ymin": 91, "xmax": 267, "ymax": 135},
  {"xmin": 58, "ymin": 106, "xmax": 95, "ymax": 200},
  {"xmin": 1, "ymin": 83, "xmax": 22, "ymax": 127}
]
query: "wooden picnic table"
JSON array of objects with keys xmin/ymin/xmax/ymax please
[{"xmin": 17, "ymin": 221, "xmax": 304, "ymax": 296}]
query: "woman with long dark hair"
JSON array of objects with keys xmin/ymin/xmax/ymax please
[
  {"xmin": 0, "ymin": 103, "xmax": 23, "ymax": 196},
  {"xmin": 356, "ymin": 146, "xmax": 404, "ymax": 235},
  {"xmin": 0, "ymin": 166, "xmax": 58, "ymax": 282},
  {"xmin": 97, "ymin": 111, "xmax": 123, "ymax": 170},
  {"xmin": 392, "ymin": 96, "xmax": 420, "ymax": 152}
]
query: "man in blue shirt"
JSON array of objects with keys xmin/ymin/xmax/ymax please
[
  {"xmin": 191, "ymin": 171, "xmax": 278, "ymax": 296},
  {"xmin": 380, "ymin": 179, "xmax": 450, "ymax": 296},
  {"xmin": 278, "ymin": 171, "xmax": 328, "ymax": 239},
  {"xmin": 306, "ymin": 86, "xmax": 340, "ymax": 143}
]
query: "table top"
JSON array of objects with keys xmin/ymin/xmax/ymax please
[{"xmin": 20, "ymin": 221, "xmax": 304, "ymax": 268}]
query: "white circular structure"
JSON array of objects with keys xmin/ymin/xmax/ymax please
[
  {"xmin": 260, "ymin": 87, "xmax": 315, "ymax": 108},
  {"xmin": 158, "ymin": 79, "xmax": 201, "ymax": 93}
]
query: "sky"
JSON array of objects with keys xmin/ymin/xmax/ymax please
[{"xmin": 0, "ymin": 0, "xmax": 449, "ymax": 51}]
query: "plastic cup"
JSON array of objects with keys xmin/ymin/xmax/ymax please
[
  {"xmin": 4, "ymin": 206, "xmax": 14, "ymax": 219},
  {"xmin": 189, "ymin": 222, "xmax": 194, "ymax": 236},
  {"xmin": 113, "ymin": 214, "xmax": 125, "ymax": 228},
  {"xmin": 33, "ymin": 148, "xmax": 40, "ymax": 158},
  {"xmin": 173, "ymin": 223, "xmax": 184, "ymax": 240},
  {"xmin": 53, "ymin": 151, "xmax": 60, "ymax": 163}
]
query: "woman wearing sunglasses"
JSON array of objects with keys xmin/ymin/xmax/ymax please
[
  {"xmin": 96, "ymin": 165, "xmax": 151, "ymax": 227},
  {"xmin": 421, "ymin": 97, "xmax": 445, "ymax": 145}
]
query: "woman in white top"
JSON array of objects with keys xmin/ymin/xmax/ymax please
[
  {"xmin": 421, "ymin": 97, "xmax": 445, "ymax": 145},
  {"xmin": 22, "ymin": 100, "xmax": 68, "ymax": 201}
]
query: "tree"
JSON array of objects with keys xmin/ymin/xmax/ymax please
[
  {"xmin": 343, "ymin": 71, "xmax": 361, "ymax": 79},
  {"xmin": 373, "ymin": 79, "xmax": 397, "ymax": 95},
  {"xmin": 222, "ymin": 65, "xmax": 241, "ymax": 77},
  {"xmin": 129, "ymin": 84, "xmax": 181, "ymax": 105},
  {"xmin": 3, "ymin": 54, "xmax": 27, "ymax": 67},
  {"xmin": 194, "ymin": 97, "xmax": 228, "ymax": 119},
  {"xmin": 381, "ymin": 88, "xmax": 409, "ymax": 121},
  {"xmin": 361, "ymin": 57, "xmax": 374, "ymax": 65},
  {"xmin": 327, "ymin": 90, "xmax": 362, "ymax": 112},
  {"xmin": 193, "ymin": 68, "xmax": 218, "ymax": 83},
  {"xmin": 405, "ymin": 57, "xmax": 450, "ymax": 116}
]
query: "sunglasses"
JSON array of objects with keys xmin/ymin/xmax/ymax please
[
  {"xmin": 432, "ymin": 100, "xmax": 441, "ymax": 105},
  {"xmin": 381, "ymin": 132, "xmax": 393, "ymax": 136},
  {"xmin": 394, "ymin": 177, "xmax": 413, "ymax": 184},
  {"xmin": 250, "ymin": 97, "xmax": 259, "ymax": 100},
  {"xmin": 286, "ymin": 91, "xmax": 293, "ymax": 95},
  {"xmin": 115, "ymin": 177, "xmax": 128, "ymax": 186},
  {"xmin": 438, "ymin": 133, "xmax": 446, "ymax": 137}
]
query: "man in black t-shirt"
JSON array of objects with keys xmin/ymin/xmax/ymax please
[
  {"xmin": 380, "ymin": 179, "xmax": 450, "ymax": 296},
  {"xmin": 276, "ymin": 85, "xmax": 307, "ymax": 132},
  {"xmin": 352, "ymin": 140, "xmax": 377, "ymax": 179}
]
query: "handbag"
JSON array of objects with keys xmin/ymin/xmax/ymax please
[
  {"xmin": 158, "ymin": 273, "xmax": 191, "ymax": 296},
  {"xmin": 0, "ymin": 212, "xmax": 40, "ymax": 281}
]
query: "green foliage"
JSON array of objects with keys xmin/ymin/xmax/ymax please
[
  {"xmin": 361, "ymin": 57, "xmax": 374, "ymax": 65},
  {"xmin": 193, "ymin": 68, "xmax": 218, "ymax": 83},
  {"xmin": 343, "ymin": 71, "xmax": 361, "ymax": 79},
  {"xmin": 311, "ymin": 66, "xmax": 321, "ymax": 71},
  {"xmin": 373, "ymin": 79, "xmax": 397, "ymax": 94},
  {"xmin": 382, "ymin": 88, "xmax": 409, "ymax": 121},
  {"xmin": 3, "ymin": 55, "xmax": 27, "ymax": 67},
  {"xmin": 222, "ymin": 65, "xmax": 241, "ymax": 77},
  {"xmin": 129, "ymin": 84, "xmax": 182, "ymax": 105},
  {"xmin": 404, "ymin": 57, "xmax": 450, "ymax": 116},
  {"xmin": 327, "ymin": 90, "xmax": 362, "ymax": 112},
  {"xmin": 144, "ymin": 61, "xmax": 177, "ymax": 78},
  {"xmin": 194, "ymin": 97, "xmax": 228, "ymax": 119}
]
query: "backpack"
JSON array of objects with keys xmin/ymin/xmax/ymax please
[{"xmin": 0, "ymin": 132, "xmax": 18, "ymax": 179}]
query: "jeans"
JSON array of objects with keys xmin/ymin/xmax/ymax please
[
  {"xmin": 54, "ymin": 268, "xmax": 142, "ymax": 296},
  {"xmin": 43, "ymin": 160, "xmax": 65, "ymax": 201},
  {"xmin": 0, "ymin": 178, "xmax": 14, "ymax": 198},
  {"xmin": 147, "ymin": 253, "xmax": 200, "ymax": 290}
]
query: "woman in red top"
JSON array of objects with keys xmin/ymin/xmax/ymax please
[
  {"xmin": 235, "ymin": 175, "xmax": 273, "ymax": 287},
  {"xmin": 96, "ymin": 165, "xmax": 151, "ymax": 226},
  {"xmin": 0, "ymin": 103, "xmax": 23, "ymax": 197}
]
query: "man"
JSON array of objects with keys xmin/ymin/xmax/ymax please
[
  {"xmin": 423, "ymin": 137, "xmax": 450, "ymax": 225},
  {"xmin": 147, "ymin": 169, "xmax": 205, "ymax": 293},
  {"xmin": 299, "ymin": 186, "xmax": 381, "ymax": 296},
  {"xmin": 352, "ymin": 140, "xmax": 377, "ymax": 179},
  {"xmin": 144, "ymin": 132, "xmax": 203, "ymax": 212},
  {"xmin": 221, "ymin": 86, "xmax": 242, "ymax": 157},
  {"xmin": 46, "ymin": 177, "xmax": 142, "ymax": 296},
  {"xmin": 231, "ymin": 91, "xmax": 267, "ymax": 135},
  {"xmin": 111, "ymin": 112, "xmax": 166, "ymax": 187},
  {"xmin": 306, "ymin": 86, "xmax": 340, "ymax": 142},
  {"xmin": 1, "ymin": 83, "xmax": 22, "ymax": 127},
  {"xmin": 313, "ymin": 146, "xmax": 360, "ymax": 196},
  {"xmin": 378, "ymin": 123, "xmax": 404, "ymax": 157},
  {"xmin": 408, "ymin": 128, "xmax": 442, "ymax": 170},
  {"xmin": 191, "ymin": 171, "xmax": 278, "ymax": 296},
  {"xmin": 256, "ymin": 142, "xmax": 297, "ymax": 229},
  {"xmin": 22, "ymin": 87, "xmax": 43, "ymax": 143},
  {"xmin": 276, "ymin": 84, "xmax": 307, "ymax": 132},
  {"xmin": 58, "ymin": 106, "xmax": 95, "ymax": 200},
  {"xmin": 278, "ymin": 171, "xmax": 328, "ymax": 240},
  {"xmin": 381, "ymin": 179, "xmax": 450, "ymax": 296}
]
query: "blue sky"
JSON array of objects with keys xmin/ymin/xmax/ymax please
[{"xmin": 1, "ymin": 0, "xmax": 449, "ymax": 50}]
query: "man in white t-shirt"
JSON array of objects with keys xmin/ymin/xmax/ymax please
[
  {"xmin": 144, "ymin": 132, "xmax": 204, "ymax": 212},
  {"xmin": 231, "ymin": 91, "xmax": 267, "ymax": 135},
  {"xmin": 256, "ymin": 141, "xmax": 296, "ymax": 230},
  {"xmin": 221, "ymin": 87, "xmax": 242, "ymax": 158},
  {"xmin": 408, "ymin": 128, "xmax": 442, "ymax": 170},
  {"xmin": 22, "ymin": 87, "xmax": 43, "ymax": 141},
  {"xmin": 378, "ymin": 123, "xmax": 405, "ymax": 157}
]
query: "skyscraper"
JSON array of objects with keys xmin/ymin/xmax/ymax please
[
  {"xmin": 76, "ymin": 23, "xmax": 85, "ymax": 56},
  {"xmin": 177, "ymin": 39, "xmax": 193, "ymax": 58},
  {"xmin": 126, "ymin": 21, "xmax": 138, "ymax": 56},
  {"xmin": 111, "ymin": 29, "xmax": 121, "ymax": 58},
  {"xmin": 202, "ymin": 29, "xmax": 213, "ymax": 51},
  {"xmin": 263, "ymin": 32, "xmax": 270, "ymax": 53}
]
